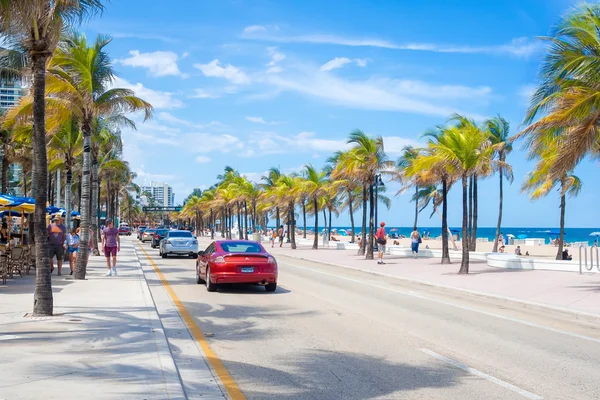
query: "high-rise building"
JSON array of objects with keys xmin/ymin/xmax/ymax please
[
  {"xmin": 0, "ymin": 80, "xmax": 26, "ymax": 110},
  {"xmin": 139, "ymin": 181, "xmax": 174, "ymax": 207}
]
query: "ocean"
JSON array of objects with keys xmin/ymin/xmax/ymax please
[{"xmin": 289, "ymin": 226, "xmax": 600, "ymax": 245}]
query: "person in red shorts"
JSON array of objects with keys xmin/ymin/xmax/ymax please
[{"xmin": 102, "ymin": 219, "xmax": 120, "ymax": 276}]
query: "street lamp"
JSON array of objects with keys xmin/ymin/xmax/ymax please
[{"xmin": 374, "ymin": 174, "xmax": 384, "ymax": 232}]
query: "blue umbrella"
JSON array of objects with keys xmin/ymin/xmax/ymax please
[
  {"xmin": 0, "ymin": 210, "xmax": 22, "ymax": 217},
  {"xmin": 589, "ymin": 232, "xmax": 600, "ymax": 237}
]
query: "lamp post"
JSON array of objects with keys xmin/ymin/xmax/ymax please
[
  {"xmin": 374, "ymin": 174, "xmax": 384, "ymax": 230},
  {"xmin": 0, "ymin": 147, "xmax": 4, "ymax": 193}
]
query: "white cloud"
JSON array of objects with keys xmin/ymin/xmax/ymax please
[
  {"xmin": 190, "ymin": 88, "xmax": 220, "ymax": 99},
  {"xmin": 259, "ymin": 70, "xmax": 489, "ymax": 118},
  {"xmin": 117, "ymin": 50, "xmax": 183, "ymax": 77},
  {"xmin": 246, "ymin": 116, "xmax": 266, "ymax": 124},
  {"xmin": 320, "ymin": 57, "xmax": 370, "ymax": 71},
  {"xmin": 194, "ymin": 156, "xmax": 212, "ymax": 163},
  {"xmin": 266, "ymin": 66, "xmax": 283, "ymax": 74},
  {"xmin": 111, "ymin": 76, "xmax": 183, "ymax": 109},
  {"xmin": 242, "ymin": 29, "xmax": 543, "ymax": 57},
  {"xmin": 267, "ymin": 46, "xmax": 286, "ymax": 66},
  {"xmin": 194, "ymin": 59, "xmax": 250, "ymax": 84},
  {"xmin": 280, "ymin": 131, "xmax": 348, "ymax": 152},
  {"xmin": 244, "ymin": 25, "xmax": 267, "ymax": 34},
  {"xmin": 381, "ymin": 136, "xmax": 421, "ymax": 155},
  {"xmin": 158, "ymin": 112, "xmax": 225, "ymax": 129},
  {"xmin": 182, "ymin": 133, "xmax": 243, "ymax": 153},
  {"xmin": 320, "ymin": 57, "xmax": 352, "ymax": 71}
]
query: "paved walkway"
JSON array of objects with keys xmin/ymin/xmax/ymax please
[
  {"xmin": 197, "ymin": 237, "xmax": 600, "ymax": 317},
  {"xmin": 0, "ymin": 240, "xmax": 188, "ymax": 400}
]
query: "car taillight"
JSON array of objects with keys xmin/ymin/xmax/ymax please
[
  {"xmin": 213, "ymin": 256, "xmax": 225, "ymax": 263},
  {"xmin": 268, "ymin": 256, "xmax": 277, "ymax": 265},
  {"xmin": 154, "ymin": 235, "xmax": 159, "ymax": 239}
]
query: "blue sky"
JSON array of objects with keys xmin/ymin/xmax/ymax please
[{"xmin": 83, "ymin": 0, "xmax": 598, "ymax": 228}]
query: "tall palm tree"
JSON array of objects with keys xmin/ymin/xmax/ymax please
[
  {"xmin": 487, "ymin": 116, "xmax": 514, "ymax": 252},
  {"xmin": 273, "ymin": 175, "xmax": 298, "ymax": 249},
  {"xmin": 46, "ymin": 33, "xmax": 152, "ymax": 279},
  {"xmin": 346, "ymin": 130, "xmax": 391, "ymax": 260},
  {"xmin": 0, "ymin": 0, "xmax": 105, "ymax": 316},
  {"xmin": 300, "ymin": 165, "xmax": 329, "ymax": 249},
  {"xmin": 260, "ymin": 167, "xmax": 282, "ymax": 230},
  {"xmin": 395, "ymin": 146, "xmax": 421, "ymax": 228},
  {"xmin": 520, "ymin": 4, "xmax": 600, "ymax": 180}
]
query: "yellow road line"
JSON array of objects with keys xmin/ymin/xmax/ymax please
[{"xmin": 138, "ymin": 244, "xmax": 246, "ymax": 400}]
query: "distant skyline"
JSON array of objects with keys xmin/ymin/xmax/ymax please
[{"xmin": 84, "ymin": 0, "xmax": 599, "ymax": 228}]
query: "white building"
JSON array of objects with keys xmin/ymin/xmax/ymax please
[
  {"xmin": 0, "ymin": 80, "xmax": 26, "ymax": 110},
  {"xmin": 139, "ymin": 181, "xmax": 174, "ymax": 207}
]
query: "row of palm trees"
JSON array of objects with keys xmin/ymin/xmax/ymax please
[{"xmin": 0, "ymin": 1, "xmax": 151, "ymax": 316}]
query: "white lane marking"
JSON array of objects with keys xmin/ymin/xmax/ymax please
[
  {"xmin": 420, "ymin": 348, "xmax": 543, "ymax": 399},
  {"xmin": 282, "ymin": 261, "xmax": 600, "ymax": 344}
]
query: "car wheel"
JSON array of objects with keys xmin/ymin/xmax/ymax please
[
  {"xmin": 162, "ymin": 252, "xmax": 167, "ymax": 259},
  {"xmin": 189, "ymin": 253, "xmax": 195, "ymax": 259},
  {"xmin": 265, "ymin": 283, "xmax": 277, "ymax": 292},
  {"xmin": 206, "ymin": 267, "xmax": 217, "ymax": 292}
]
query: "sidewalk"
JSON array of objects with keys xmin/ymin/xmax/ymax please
[
  {"xmin": 0, "ymin": 241, "xmax": 186, "ymax": 400},
  {"xmin": 246, "ymin": 239, "xmax": 600, "ymax": 317}
]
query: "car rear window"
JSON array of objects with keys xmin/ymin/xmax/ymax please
[
  {"xmin": 146, "ymin": 229, "xmax": 156, "ymax": 233},
  {"xmin": 220, "ymin": 242, "xmax": 263, "ymax": 253},
  {"xmin": 156, "ymin": 229, "xmax": 168, "ymax": 235},
  {"xmin": 168, "ymin": 231, "xmax": 193, "ymax": 238}
]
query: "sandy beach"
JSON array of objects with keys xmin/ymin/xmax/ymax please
[{"xmin": 291, "ymin": 231, "xmax": 587, "ymax": 261}]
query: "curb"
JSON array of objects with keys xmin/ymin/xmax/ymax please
[
  {"xmin": 277, "ymin": 252, "xmax": 600, "ymax": 320},
  {"xmin": 132, "ymin": 245, "xmax": 188, "ymax": 400}
]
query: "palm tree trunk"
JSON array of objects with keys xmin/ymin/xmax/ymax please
[
  {"xmin": 468, "ymin": 174, "xmax": 473, "ymax": 250},
  {"xmin": 348, "ymin": 191, "xmax": 355, "ymax": 243},
  {"xmin": 237, "ymin": 203, "xmax": 242, "ymax": 239},
  {"xmin": 275, "ymin": 207, "xmax": 280, "ymax": 232},
  {"xmin": 47, "ymin": 171, "xmax": 52, "ymax": 205},
  {"xmin": 322, "ymin": 209, "xmax": 327, "ymax": 238},
  {"xmin": 1, "ymin": 145, "xmax": 9, "ymax": 193},
  {"xmin": 31, "ymin": 52, "xmax": 53, "ymax": 316},
  {"xmin": 252, "ymin": 201, "xmax": 257, "ymax": 233},
  {"xmin": 313, "ymin": 197, "xmax": 319, "ymax": 249},
  {"xmin": 441, "ymin": 177, "xmax": 451, "ymax": 264},
  {"xmin": 358, "ymin": 186, "xmax": 367, "ymax": 255},
  {"xmin": 92, "ymin": 160, "xmax": 100, "ymax": 256},
  {"xmin": 244, "ymin": 201, "xmax": 249, "ymax": 240},
  {"xmin": 413, "ymin": 185, "xmax": 419, "ymax": 228},
  {"xmin": 289, "ymin": 203, "xmax": 296, "ymax": 249},
  {"xmin": 302, "ymin": 199, "xmax": 307, "ymax": 239},
  {"xmin": 556, "ymin": 193, "xmax": 566, "ymax": 260},
  {"xmin": 210, "ymin": 208, "xmax": 214, "ymax": 239},
  {"xmin": 459, "ymin": 175, "xmax": 470, "ymax": 274},
  {"xmin": 366, "ymin": 183, "xmax": 375, "ymax": 260},
  {"xmin": 328, "ymin": 207, "xmax": 332, "ymax": 240},
  {"xmin": 77, "ymin": 172, "xmax": 82, "ymax": 211},
  {"xmin": 471, "ymin": 176, "xmax": 478, "ymax": 251},
  {"xmin": 75, "ymin": 120, "xmax": 93, "ymax": 279},
  {"xmin": 493, "ymin": 163, "xmax": 504, "ymax": 252},
  {"xmin": 65, "ymin": 169, "xmax": 72, "ymax": 231}
]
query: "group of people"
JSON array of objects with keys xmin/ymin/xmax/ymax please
[
  {"xmin": 374, "ymin": 222, "xmax": 422, "ymax": 265},
  {"xmin": 46, "ymin": 216, "xmax": 120, "ymax": 276}
]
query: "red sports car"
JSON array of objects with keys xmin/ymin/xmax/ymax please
[{"xmin": 196, "ymin": 240, "xmax": 278, "ymax": 292}]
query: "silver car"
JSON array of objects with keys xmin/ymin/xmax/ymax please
[{"xmin": 159, "ymin": 230, "xmax": 198, "ymax": 258}]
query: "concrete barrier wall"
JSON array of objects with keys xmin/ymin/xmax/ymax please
[{"xmin": 487, "ymin": 253, "xmax": 600, "ymax": 274}]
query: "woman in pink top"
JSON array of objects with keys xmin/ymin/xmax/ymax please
[{"xmin": 102, "ymin": 219, "xmax": 120, "ymax": 276}]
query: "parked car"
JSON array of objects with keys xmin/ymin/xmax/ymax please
[
  {"xmin": 118, "ymin": 226, "xmax": 131, "ymax": 236},
  {"xmin": 151, "ymin": 228, "xmax": 169, "ymax": 248},
  {"xmin": 137, "ymin": 226, "xmax": 147, "ymax": 240},
  {"xmin": 159, "ymin": 230, "xmax": 198, "ymax": 258},
  {"xmin": 141, "ymin": 228, "xmax": 156, "ymax": 243},
  {"xmin": 196, "ymin": 240, "xmax": 278, "ymax": 293}
]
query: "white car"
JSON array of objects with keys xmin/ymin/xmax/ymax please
[{"xmin": 159, "ymin": 230, "xmax": 198, "ymax": 258}]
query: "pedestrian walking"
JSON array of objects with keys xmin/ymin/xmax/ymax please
[
  {"xmin": 278, "ymin": 225, "xmax": 284, "ymax": 247},
  {"xmin": 411, "ymin": 227, "xmax": 421, "ymax": 259},
  {"xmin": 48, "ymin": 216, "xmax": 67, "ymax": 275},
  {"xmin": 375, "ymin": 222, "xmax": 387, "ymax": 265},
  {"xmin": 102, "ymin": 219, "xmax": 120, "ymax": 276},
  {"xmin": 271, "ymin": 228, "xmax": 277, "ymax": 248},
  {"xmin": 67, "ymin": 228, "xmax": 80, "ymax": 275}
]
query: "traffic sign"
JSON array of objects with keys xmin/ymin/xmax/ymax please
[{"xmin": 143, "ymin": 206, "xmax": 182, "ymax": 212}]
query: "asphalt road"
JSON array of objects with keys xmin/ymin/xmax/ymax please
[{"xmin": 135, "ymin": 237, "xmax": 600, "ymax": 400}]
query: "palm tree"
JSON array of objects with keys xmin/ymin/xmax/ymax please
[
  {"xmin": 346, "ymin": 130, "xmax": 391, "ymax": 260},
  {"xmin": 395, "ymin": 146, "xmax": 421, "ymax": 227},
  {"xmin": 329, "ymin": 151, "xmax": 360, "ymax": 243},
  {"xmin": 47, "ymin": 116, "xmax": 82, "ymax": 231},
  {"xmin": 300, "ymin": 165, "xmax": 329, "ymax": 249},
  {"xmin": 486, "ymin": 116, "xmax": 514, "ymax": 252},
  {"xmin": 45, "ymin": 33, "xmax": 152, "ymax": 279},
  {"xmin": 519, "ymin": 4, "xmax": 600, "ymax": 180},
  {"xmin": 273, "ymin": 175, "xmax": 298, "ymax": 249},
  {"xmin": 260, "ymin": 167, "xmax": 282, "ymax": 230},
  {"xmin": 421, "ymin": 125, "xmax": 493, "ymax": 273},
  {"xmin": 0, "ymin": 0, "xmax": 105, "ymax": 316}
]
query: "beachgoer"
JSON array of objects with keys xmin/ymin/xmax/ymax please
[
  {"xmin": 357, "ymin": 236, "xmax": 362, "ymax": 248},
  {"xmin": 525, "ymin": 251, "xmax": 530, "ymax": 256},
  {"xmin": 375, "ymin": 221, "xmax": 387, "ymax": 265},
  {"xmin": 67, "ymin": 228, "xmax": 80, "ymax": 275},
  {"xmin": 0, "ymin": 223, "xmax": 8, "ymax": 244},
  {"xmin": 499, "ymin": 245, "xmax": 505, "ymax": 253},
  {"xmin": 278, "ymin": 225, "xmax": 284, "ymax": 247},
  {"xmin": 271, "ymin": 228, "xmax": 277, "ymax": 248},
  {"xmin": 499, "ymin": 233, "xmax": 505, "ymax": 246},
  {"xmin": 562, "ymin": 249, "xmax": 572, "ymax": 261},
  {"xmin": 514, "ymin": 246, "xmax": 522, "ymax": 256},
  {"xmin": 47, "ymin": 216, "xmax": 67, "ymax": 275},
  {"xmin": 410, "ymin": 226, "xmax": 421, "ymax": 259},
  {"xmin": 102, "ymin": 219, "xmax": 120, "ymax": 276}
]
